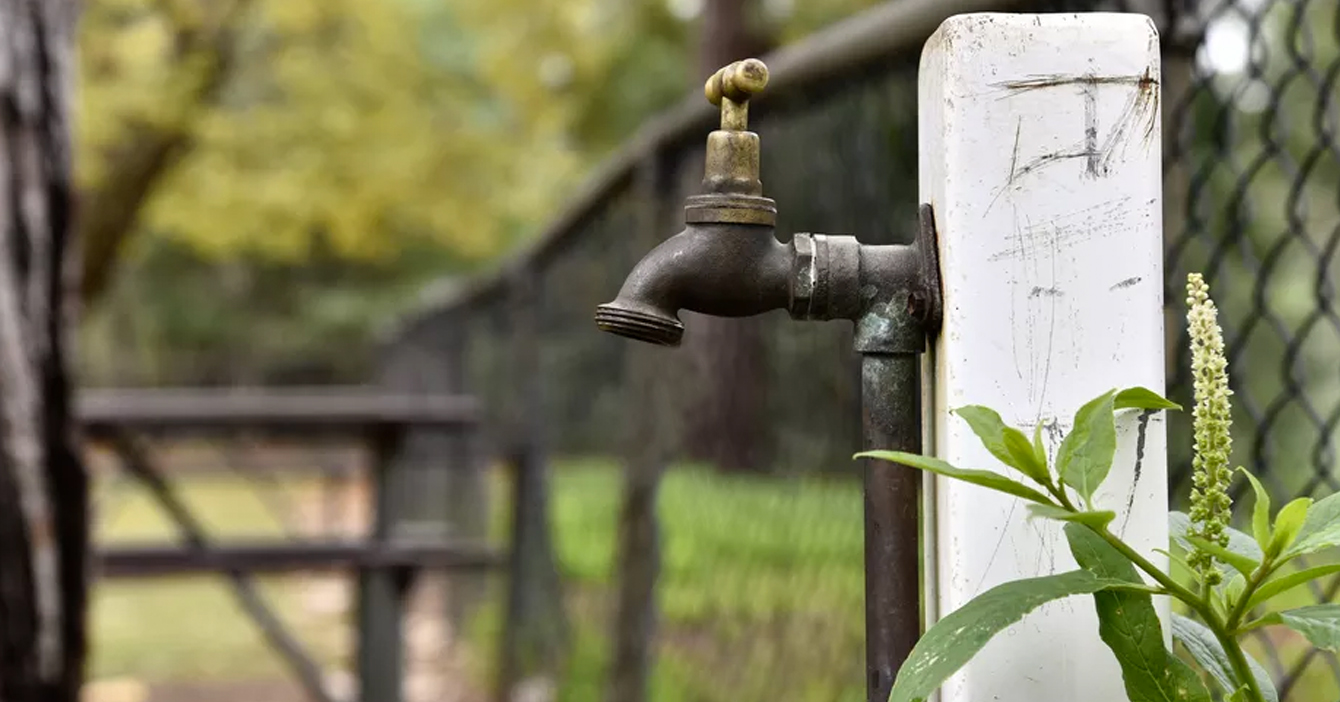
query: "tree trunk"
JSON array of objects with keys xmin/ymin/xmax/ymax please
[
  {"xmin": 684, "ymin": 0, "xmax": 773, "ymax": 473},
  {"xmin": 0, "ymin": 2, "xmax": 88, "ymax": 701}
]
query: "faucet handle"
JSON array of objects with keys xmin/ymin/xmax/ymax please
[{"xmin": 704, "ymin": 59, "xmax": 768, "ymax": 131}]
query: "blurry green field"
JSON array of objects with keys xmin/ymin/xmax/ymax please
[
  {"xmin": 91, "ymin": 474, "xmax": 344, "ymax": 682},
  {"xmin": 522, "ymin": 461, "xmax": 1340, "ymax": 702},
  {"xmin": 89, "ymin": 461, "xmax": 1339, "ymax": 700},
  {"xmin": 485, "ymin": 459, "xmax": 869, "ymax": 702}
]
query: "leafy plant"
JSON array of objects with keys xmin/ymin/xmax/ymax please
[{"xmin": 858, "ymin": 273, "xmax": 1340, "ymax": 702}]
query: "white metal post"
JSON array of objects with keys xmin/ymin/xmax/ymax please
[{"xmin": 919, "ymin": 13, "xmax": 1167, "ymax": 702}]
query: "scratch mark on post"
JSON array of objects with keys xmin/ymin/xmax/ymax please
[
  {"xmin": 1029, "ymin": 286, "xmax": 1063, "ymax": 298},
  {"xmin": 985, "ymin": 120, "xmax": 1025, "ymax": 217},
  {"xmin": 975, "ymin": 500, "xmax": 1019, "ymax": 594},
  {"xmin": 1039, "ymin": 254, "xmax": 1058, "ymax": 404},
  {"xmin": 993, "ymin": 72, "xmax": 1159, "ymax": 93},
  {"xmin": 1018, "ymin": 150, "xmax": 1095, "ymax": 176},
  {"xmin": 988, "ymin": 198, "xmax": 1134, "ymax": 262},
  {"xmin": 1118, "ymin": 410, "xmax": 1154, "ymax": 537},
  {"xmin": 1008, "ymin": 119, "xmax": 1021, "ymax": 185},
  {"xmin": 1111, "ymin": 276, "xmax": 1143, "ymax": 290},
  {"xmin": 1084, "ymin": 77, "xmax": 1100, "ymax": 176},
  {"xmin": 986, "ymin": 69, "xmax": 1161, "ymax": 186}
]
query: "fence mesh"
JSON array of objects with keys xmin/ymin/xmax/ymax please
[{"xmin": 386, "ymin": 0, "xmax": 1340, "ymax": 698}]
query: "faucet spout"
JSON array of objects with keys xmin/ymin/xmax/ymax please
[{"xmin": 594, "ymin": 222, "xmax": 791, "ymax": 347}]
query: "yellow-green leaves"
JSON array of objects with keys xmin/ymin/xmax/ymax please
[
  {"xmin": 855, "ymin": 451, "xmax": 1052, "ymax": 505},
  {"xmin": 79, "ymin": 0, "xmax": 590, "ymax": 268},
  {"xmin": 1002, "ymin": 427, "xmax": 1048, "ymax": 483},
  {"xmin": 1027, "ymin": 504, "xmax": 1116, "ymax": 529},
  {"xmin": 1172, "ymin": 615, "xmax": 1278, "ymax": 702},
  {"xmin": 1282, "ymin": 492, "xmax": 1340, "ymax": 559},
  {"xmin": 1240, "ymin": 468, "xmax": 1271, "ymax": 552},
  {"xmin": 948, "ymin": 388, "xmax": 1178, "ymax": 509},
  {"xmin": 953, "ymin": 406, "xmax": 1048, "ymax": 484},
  {"xmin": 888, "ymin": 570, "xmax": 1143, "ymax": 702},
  {"xmin": 1114, "ymin": 387, "xmax": 1183, "ymax": 411},
  {"xmin": 1267, "ymin": 497, "xmax": 1312, "ymax": 557},
  {"xmin": 1236, "ymin": 467, "xmax": 1313, "ymax": 559},
  {"xmin": 1185, "ymin": 535, "xmax": 1258, "ymax": 579},
  {"xmin": 1058, "ymin": 390, "xmax": 1117, "ymax": 505},
  {"xmin": 1255, "ymin": 605, "xmax": 1340, "ymax": 652},
  {"xmin": 1170, "ymin": 511, "xmax": 1263, "ymax": 581},
  {"xmin": 1245, "ymin": 563, "xmax": 1340, "ymax": 610},
  {"xmin": 1066, "ymin": 525, "xmax": 1212, "ymax": 702}
]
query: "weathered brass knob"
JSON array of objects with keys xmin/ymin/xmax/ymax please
[
  {"xmin": 687, "ymin": 58, "xmax": 775, "ymax": 226},
  {"xmin": 704, "ymin": 58, "xmax": 768, "ymax": 131}
]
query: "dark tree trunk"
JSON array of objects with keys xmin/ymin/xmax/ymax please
[
  {"xmin": 0, "ymin": 2, "xmax": 88, "ymax": 701},
  {"xmin": 684, "ymin": 0, "xmax": 773, "ymax": 473}
]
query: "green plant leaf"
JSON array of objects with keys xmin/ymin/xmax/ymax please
[
  {"xmin": 953, "ymin": 405, "xmax": 1015, "ymax": 464},
  {"xmin": 1032, "ymin": 421, "xmax": 1047, "ymax": 468},
  {"xmin": 1267, "ymin": 497, "xmax": 1312, "ymax": 557},
  {"xmin": 1065, "ymin": 525, "xmax": 1211, "ymax": 702},
  {"xmin": 855, "ymin": 451, "xmax": 1054, "ymax": 505},
  {"xmin": 1186, "ymin": 535, "xmax": 1260, "ymax": 578},
  {"xmin": 889, "ymin": 570, "xmax": 1141, "ymax": 702},
  {"xmin": 1169, "ymin": 511, "xmax": 1191, "ymax": 548},
  {"xmin": 1223, "ymin": 573, "xmax": 1246, "ymax": 605},
  {"xmin": 1155, "ymin": 547, "xmax": 1194, "ymax": 576},
  {"xmin": 1172, "ymin": 614, "xmax": 1278, "ymax": 702},
  {"xmin": 953, "ymin": 406, "xmax": 1049, "ymax": 483},
  {"xmin": 1246, "ymin": 563, "xmax": 1340, "ymax": 610},
  {"xmin": 1058, "ymin": 390, "xmax": 1118, "ymax": 504},
  {"xmin": 1002, "ymin": 426, "xmax": 1049, "ymax": 482},
  {"xmin": 1170, "ymin": 513, "xmax": 1265, "ymax": 567},
  {"xmin": 1028, "ymin": 504, "xmax": 1116, "ymax": 529},
  {"xmin": 1114, "ymin": 387, "xmax": 1182, "ymax": 411},
  {"xmin": 1258, "ymin": 605, "xmax": 1340, "ymax": 651},
  {"xmin": 1283, "ymin": 492, "xmax": 1340, "ymax": 559},
  {"xmin": 1238, "ymin": 467, "xmax": 1272, "ymax": 554}
]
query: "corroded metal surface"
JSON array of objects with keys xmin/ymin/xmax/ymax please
[
  {"xmin": 594, "ymin": 58, "xmax": 943, "ymax": 702},
  {"xmin": 860, "ymin": 354, "xmax": 922, "ymax": 702}
]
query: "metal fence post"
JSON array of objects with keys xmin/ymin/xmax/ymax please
[
  {"xmin": 358, "ymin": 426, "xmax": 409, "ymax": 702},
  {"xmin": 919, "ymin": 13, "xmax": 1167, "ymax": 701},
  {"xmin": 442, "ymin": 316, "xmax": 487, "ymax": 633},
  {"xmin": 496, "ymin": 269, "xmax": 568, "ymax": 702},
  {"xmin": 605, "ymin": 154, "xmax": 679, "ymax": 702}
]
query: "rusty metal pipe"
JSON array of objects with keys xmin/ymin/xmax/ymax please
[
  {"xmin": 594, "ymin": 57, "xmax": 943, "ymax": 702},
  {"xmin": 861, "ymin": 353, "xmax": 923, "ymax": 702},
  {"xmin": 595, "ymin": 222, "xmax": 791, "ymax": 347}
]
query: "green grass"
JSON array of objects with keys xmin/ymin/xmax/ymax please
[
  {"xmin": 496, "ymin": 460, "xmax": 1340, "ymax": 702},
  {"xmin": 91, "ymin": 474, "xmax": 344, "ymax": 682},
  {"xmin": 493, "ymin": 459, "xmax": 868, "ymax": 702},
  {"xmin": 87, "ymin": 460, "xmax": 1340, "ymax": 701}
]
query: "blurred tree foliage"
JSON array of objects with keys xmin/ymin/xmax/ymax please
[{"xmin": 77, "ymin": 0, "xmax": 881, "ymax": 385}]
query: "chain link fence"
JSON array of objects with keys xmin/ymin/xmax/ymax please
[{"xmin": 383, "ymin": 0, "xmax": 1340, "ymax": 698}]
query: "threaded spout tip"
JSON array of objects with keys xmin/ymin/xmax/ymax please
[{"xmin": 594, "ymin": 304, "xmax": 684, "ymax": 347}]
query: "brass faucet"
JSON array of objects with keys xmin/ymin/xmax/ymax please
[
  {"xmin": 595, "ymin": 58, "xmax": 941, "ymax": 350},
  {"xmin": 594, "ymin": 59, "xmax": 942, "ymax": 702}
]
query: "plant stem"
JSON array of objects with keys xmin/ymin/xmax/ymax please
[
  {"xmin": 1090, "ymin": 526, "xmax": 1204, "ymax": 612},
  {"xmin": 1050, "ymin": 486, "xmax": 1267, "ymax": 699},
  {"xmin": 1225, "ymin": 559, "xmax": 1277, "ymax": 631},
  {"xmin": 1214, "ymin": 625, "xmax": 1268, "ymax": 702},
  {"xmin": 1089, "ymin": 526, "xmax": 1266, "ymax": 702}
]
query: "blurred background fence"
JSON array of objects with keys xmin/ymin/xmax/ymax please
[
  {"xmin": 74, "ymin": 0, "xmax": 1340, "ymax": 699},
  {"xmin": 385, "ymin": 0, "xmax": 1340, "ymax": 699}
]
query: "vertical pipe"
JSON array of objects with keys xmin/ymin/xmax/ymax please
[{"xmin": 861, "ymin": 352, "xmax": 922, "ymax": 702}]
